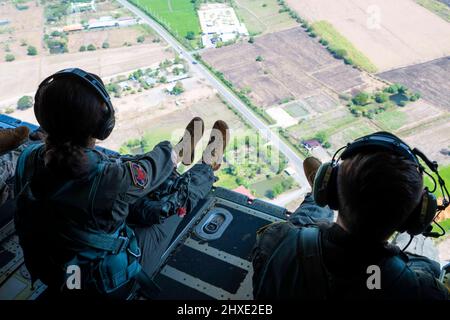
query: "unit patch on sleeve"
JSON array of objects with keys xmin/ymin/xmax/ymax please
[{"xmin": 128, "ymin": 162, "xmax": 149, "ymax": 188}]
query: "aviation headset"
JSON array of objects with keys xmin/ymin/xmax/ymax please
[
  {"xmin": 36, "ymin": 68, "xmax": 115, "ymax": 140},
  {"xmin": 312, "ymin": 131, "xmax": 449, "ymax": 237}
]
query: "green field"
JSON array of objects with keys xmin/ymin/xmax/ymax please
[
  {"xmin": 284, "ymin": 102, "xmax": 309, "ymax": 118},
  {"xmin": 288, "ymin": 110, "xmax": 356, "ymax": 140},
  {"xmin": 130, "ymin": 0, "xmax": 201, "ymax": 46},
  {"xmin": 250, "ymin": 175, "xmax": 285, "ymax": 197},
  {"xmin": 234, "ymin": 0, "xmax": 297, "ymax": 35},
  {"xmin": 311, "ymin": 21, "xmax": 377, "ymax": 73},
  {"xmin": 336, "ymin": 119, "xmax": 378, "ymax": 145},
  {"xmin": 373, "ymin": 110, "xmax": 408, "ymax": 132},
  {"xmin": 433, "ymin": 218, "xmax": 450, "ymax": 234},
  {"xmin": 415, "ymin": 0, "xmax": 450, "ymax": 22},
  {"xmin": 425, "ymin": 165, "xmax": 450, "ymax": 198},
  {"xmin": 216, "ymin": 171, "xmax": 240, "ymax": 189}
]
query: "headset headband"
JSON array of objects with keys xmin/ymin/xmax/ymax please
[
  {"xmin": 37, "ymin": 68, "xmax": 115, "ymax": 140},
  {"xmin": 38, "ymin": 68, "xmax": 113, "ymax": 114},
  {"xmin": 339, "ymin": 131, "xmax": 420, "ymax": 167}
]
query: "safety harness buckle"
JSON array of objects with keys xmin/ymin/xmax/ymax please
[{"xmin": 114, "ymin": 236, "xmax": 129, "ymax": 254}]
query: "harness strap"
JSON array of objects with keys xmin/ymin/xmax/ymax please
[
  {"xmin": 57, "ymin": 226, "xmax": 130, "ymax": 254},
  {"xmin": 297, "ymin": 227, "xmax": 329, "ymax": 299}
]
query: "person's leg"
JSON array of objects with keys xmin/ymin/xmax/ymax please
[
  {"xmin": 0, "ymin": 144, "xmax": 27, "ymax": 205},
  {"xmin": 134, "ymin": 214, "xmax": 183, "ymax": 277},
  {"xmin": 289, "ymin": 157, "xmax": 334, "ymax": 226},
  {"xmin": 289, "ymin": 193, "xmax": 334, "ymax": 226},
  {"xmin": 133, "ymin": 121, "xmax": 227, "ymax": 276},
  {"xmin": 0, "ymin": 126, "xmax": 29, "ymax": 154},
  {"xmin": 134, "ymin": 163, "xmax": 216, "ymax": 276}
]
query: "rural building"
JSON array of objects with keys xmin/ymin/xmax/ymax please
[
  {"xmin": 284, "ymin": 167, "xmax": 296, "ymax": 176},
  {"xmin": 118, "ymin": 81, "xmax": 132, "ymax": 91},
  {"xmin": 117, "ymin": 17, "xmax": 138, "ymax": 27},
  {"xmin": 303, "ymin": 139, "xmax": 321, "ymax": 150},
  {"xmin": 0, "ymin": 19, "xmax": 10, "ymax": 26},
  {"xmin": 63, "ymin": 24, "xmax": 84, "ymax": 33},
  {"xmin": 198, "ymin": 3, "xmax": 248, "ymax": 48},
  {"xmin": 167, "ymin": 74, "xmax": 189, "ymax": 83},
  {"xmin": 88, "ymin": 16, "xmax": 117, "ymax": 29},
  {"xmin": 70, "ymin": 1, "xmax": 96, "ymax": 13},
  {"xmin": 233, "ymin": 186, "xmax": 255, "ymax": 200},
  {"xmin": 143, "ymin": 76, "xmax": 157, "ymax": 86}
]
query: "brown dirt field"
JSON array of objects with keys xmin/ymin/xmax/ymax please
[
  {"xmin": 378, "ymin": 57, "xmax": 450, "ymax": 111},
  {"xmin": 0, "ymin": 43, "xmax": 174, "ymax": 102},
  {"xmin": 67, "ymin": 26, "xmax": 155, "ymax": 52},
  {"xmin": 0, "ymin": 2, "xmax": 43, "ymax": 61},
  {"xmin": 401, "ymin": 117, "xmax": 450, "ymax": 165},
  {"xmin": 202, "ymin": 27, "xmax": 365, "ymax": 108},
  {"xmin": 396, "ymin": 100, "xmax": 445, "ymax": 132},
  {"xmin": 285, "ymin": 0, "xmax": 450, "ymax": 71}
]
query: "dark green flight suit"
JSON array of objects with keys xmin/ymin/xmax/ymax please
[
  {"xmin": 14, "ymin": 141, "xmax": 215, "ymax": 297},
  {"xmin": 252, "ymin": 194, "xmax": 450, "ymax": 300}
]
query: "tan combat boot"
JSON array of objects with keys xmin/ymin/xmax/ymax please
[
  {"xmin": 173, "ymin": 117, "xmax": 205, "ymax": 166},
  {"xmin": 303, "ymin": 156, "xmax": 322, "ymax": 188},
  {"xmin": 202, "ymin": 120, "xmax": 230, "ymax": 171}
]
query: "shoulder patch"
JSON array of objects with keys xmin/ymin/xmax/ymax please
[{"xmin": 128, "ymin": 162, "xmax": 148, "ymax": 188}]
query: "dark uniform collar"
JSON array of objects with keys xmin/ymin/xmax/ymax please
[{"xmin": 318, "ymin": 222, "xmax": 401, "ymax": 276}]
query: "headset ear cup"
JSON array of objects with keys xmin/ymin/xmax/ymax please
[
  {"xmin": 95, "ymin": 107, "xmax": 115, "ymax": 140},
  {"xmin": 404, "ymin": 191, "xmax": 437, "ymax": 236},
  {"xmin": 313, "ymin": 162, "xmax": 338, "ymax": 209}
]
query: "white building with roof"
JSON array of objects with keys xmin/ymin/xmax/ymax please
[{"xmin": 198, "ymin": 3, "xmax": 248, "ymax": 48}]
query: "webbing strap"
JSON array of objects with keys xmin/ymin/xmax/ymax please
[
  {"xmin": 57, "ymin": 226, "xmax": 129, "ymax": 254},
  {"xmin": 297, "ymin": 227, "xmax": 329, "ymax": 299}
]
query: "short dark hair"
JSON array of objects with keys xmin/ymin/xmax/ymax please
[
  {"xmin": 34, "ymin": 73, "xmax": 107, "ymax": 178},
  {"xmin": 337, "ymin": 151, "xmax": 423, "ymax": 241}
]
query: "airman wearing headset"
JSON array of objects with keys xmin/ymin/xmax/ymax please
[
  {"xmin": 14, "ymin": 68, "xmax": 229, "ymax": 299},
  {"xmin": 252, "ymin": 132, "xmax": 449, "ymax": 299}
]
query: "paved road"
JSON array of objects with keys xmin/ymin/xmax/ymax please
[{"xmin": 118, "ymin": 0, "xmax": 309, "ymax": 189}]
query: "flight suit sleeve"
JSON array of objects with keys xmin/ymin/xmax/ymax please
[{"xmin": 105, "ymin": 141, "xmax": 176, "ymax": 203}]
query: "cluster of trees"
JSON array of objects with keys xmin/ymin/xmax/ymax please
[
  {"xmin": 44, "ymin": 31, "xmax": 68, "ymax": 54},
  {"xmin": 106, "ymin": 60, "xmax": 186, "ymax": 98},
  {"xmin": 384, "ymin": 83, "xmax": 420, "ymax": 102},
  {"xmin": 4, "ymin": 54, "xmax": 15, "ymax": 62},
  {"xmin": 314, "ymin": 131, "xmax": 331, "ymax": 149},
  {"xmin": 348, "ymin": 84, "xmax": 421, "ymax": 119},
  {"xmin": 274, "ymin": 0, "xmax": 357, "ymax": 66},
  {"xmin": 105, "ymin": 83, "xmax": 121, "ymax": 98},
  {"xmin": 44, "ymin": 2, "xmax": 69, "ymax": 23},
  {"xmin": 17, "ymin": 96, "xmax": 33, "ymax": 110},
  {"xmin": 185, "ymin": 31, "xmax": 196, "ymax": 41},
  {"xmin": 276, "ymin": 0, "xmax": 303, "ymax": 23},
  {"xmin": 27, "ymin": 45, "xmax": 37, "ymax": 56},
  {"xmin": 169, "ymin": 81, "xmax": 185, "ymax": 95},
  {"xmin": 137, "ymin": 35, "xmax": 145, "ymax": 43},
  {"xmin": 266, "ymin": 178, "xmax": 295, "ymax": 199},
  {"xmin": 220, "ymin": 137, "xmax": 291, "ymax": 198},
  {"xmin": 119, "ymin": 137, "xmax": 154, "ymax": 155},
  {"xmin": 79, "ymin": 44, "xmax": 97, "ymax": 52}
]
